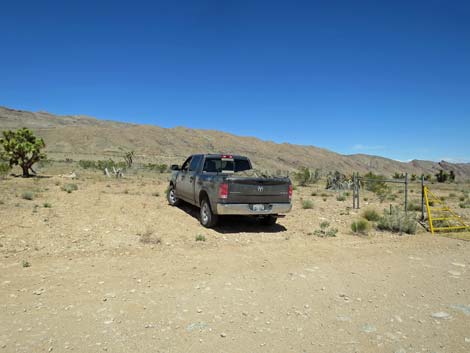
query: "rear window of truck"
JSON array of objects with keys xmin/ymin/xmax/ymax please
[{"xmin": 203, "ymin": 157, "xmax": 251, "ymax": 173}]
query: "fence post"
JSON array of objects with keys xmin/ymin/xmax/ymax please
[
  {"xmin": 357, "ymin": 172, "xmax": 360, "ymax": 209},
  {"xmin": 421, "ymin": 174, "xmax": 425, "ymax": 221},
  {"xmin": 404, "ymin": 173, "xmax": 408, "ymax": 213}
]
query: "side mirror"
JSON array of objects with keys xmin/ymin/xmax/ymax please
[{"xmin": 170, "ymin": 164, "xmax": 180, "ymax": 171}]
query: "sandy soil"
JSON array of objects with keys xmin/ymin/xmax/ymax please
[{"xmin": 1, "ymin": 173, "xmax": 469, "ymax": 353}]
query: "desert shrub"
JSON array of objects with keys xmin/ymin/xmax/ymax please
[
  {"xmin": 322, "ymin": 197, "xmax": 327, "ymax": 202},
  {"xmin": 140, "ymin": 233, "xmax": 161, "ymax": 245},
  {"xmin": 43, "ymin": 202, "xmax": 52, "ymax": 208},
  {"xmin": 22, "ymin": 260, "xmax": 31, "ymax": 268},
  {"xmin": 311, "ymin": 192, "xmax": 318, "ymax": 196},
  {"xmin": 407, "ymin": 201, "xmax": 422, "ymax": 212},
  {"xmin": 459, "ymin": 196, "xmax": 465, "ymax": 202},
  {"xmin": 351, "ymin": 219, "xmax": 370, "ymax": 234},
  {"xmin": 195, "ymin": 234, "xmax": 206, "ymax": 242},
  {"xmin": 0, "ymin": 162, "xmax": 11, "ymax": 179},
  {"xmin": 313, "ymin": 221, "xmax": 338, "ymax": 237},
  {"xmin": 21, "ymin": 191, "xmax": 34, "ymax": 200},
  {"xmin": 362, "ymin": 209, "xmax": 380, "ymax": 222},
  {"xmin": 459, "ymin": 200, "xmax": 470, "ymax": 209},
  {"xmin": 79, "ymin": 159, "xmax": 127, "ymax": 170},
  {"xmin": 336, "ymin": 193, "xmax": 346, "ymax": 201},
  {"xmin": 393, "ymin": 172, "xmax": 405, "ymax": 179},
  {"xmin": 301, "ymin": 200, "xmax": 314, "ymax": 209},
  {"xmin": 449, "ymin": 193, "xmax": 456, "ymax": 198},
  {"xmin": 152, "ymin": 192, "xmax": 160, "ymax": 197},
  {"xmin": 62, "ymin": 183, "xmax": 78, "ymax": 193},
  {"xmin": 377, "ymin": 206, "xmax": 417, "ymax": 234},
  {"xmin": 363, "ymin": 197, "xmax": 368, "ymax": 202},
  {"xmin": 144, "ymin": 163, "xmax": 168, "ymax": 173},
  {"xmin": 435, "ymin": 170, "xmax": 448, "ymax": 183},
  {"xmin": 293, "ymin": 167, "xmax": 321, "ymax": 186},
  {"xmin": 362, "ymin": 172, "xmax": 389, "ymax": 195}
]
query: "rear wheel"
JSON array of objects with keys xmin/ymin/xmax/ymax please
[
  {"xmin": 260, "ymin": 215, "xmax": 278, "ymax": 226},
  {"xmin": 200, "ymin": 198, "xmax": 218, "ymax": 228},
  {"xmin": 167, "ymin": 185, "xmax": 180, "ymax": 206}
]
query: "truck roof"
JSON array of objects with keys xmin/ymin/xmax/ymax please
[{"xmin": 199, "ymin": 154, "xmax": 249, "ymax": 160}]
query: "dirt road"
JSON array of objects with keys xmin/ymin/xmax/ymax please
[{"xmin": 1, "ymin": 176, "xmax": 469, "ymax": 352}]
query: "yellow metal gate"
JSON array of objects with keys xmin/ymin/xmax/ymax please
[{"xmin": 423, "ymin": 186, "xmax": 470, "ymax": 234}]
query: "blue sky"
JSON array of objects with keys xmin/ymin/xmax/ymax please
[{"xmin": 1, "ymin": 0, "xmax": 469, "ymax": 162}]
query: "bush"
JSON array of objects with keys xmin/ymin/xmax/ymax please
[
  {"xmin": 144, "ymin": 163, "xmax": 168, "ymax": 173},
  {"xmin": 459, "ymin": 200, "xmax": 470, "ymax": 209},
  {"xmin": 407, "ymin": 201, "xmax": 422, "ymax": 212},
  {"xmin": 293, "ymin": 167, "xmax": 321, "ymax": 186},
  {"xmin": 0, "ymin": 162, "xmax": 11, "ymax": 179},
  {"xmin": 362, "ymin": 209, "xmax": 380, "ymax": 222},
  {"xmin": 22, "ymin": 260, "xmax": 31, "ymax": 268},
  {"xmin": 336, "ymin": 193, "xmax": 346, "ymax": 201},
  {"xmin": 362, "ymin": 172, "xmax": 388, "ymax": 194},
  {"xmin": 152, "ymin": 192, "xmax": 160, "ymax": 197},
  {"xmin": 195, "ymin": 234, "xmax": 206, "ymax": 242},
  {"xmin": 311, "ymin": 192, "xmax": 318, "ymax": 196},
  {"xmin": 301, "ymin": 200, "xmax": 314, "ymax": 209},
  {"xmin": 43, "ymin": 202, "xmax": 52, "ymax": 208},
  {"xmin": 351, "ymin": 219, "xmax": 370, "ymax": 234},
  {"xmin": 79, "ymin": 159, "xmax": 127, "ymax": 170},
  {"xmin": 313, "ymin": 221, "xmax": 338, "ymax": 237},
  {"xmin": 62, "ymin": 183, "xmax": 78, "ymax": 193},
  {"xmin": 21, "ymin": 191, "xmax": 34, "ymax": 200},
  {"xmin": 377, "ymin": 206, "xmax": 417, "ymax": 234}
]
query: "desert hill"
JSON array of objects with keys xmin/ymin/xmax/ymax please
[{"xmin": 1, "ymin": 106, "xmax": 469, "ymax": 179}]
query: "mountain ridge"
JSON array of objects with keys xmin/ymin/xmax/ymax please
[{"xmin": 1, "ymin": 105, "xmax": 469, "ymax": 179}]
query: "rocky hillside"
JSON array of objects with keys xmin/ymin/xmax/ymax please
[{"xmin": 1, "ymin": 106, "xmax": 469, "ymax": 179}]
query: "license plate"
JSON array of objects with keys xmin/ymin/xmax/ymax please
[{"xmin": 252, "ymin": 204, "xmax": 265, "ymax": 211}]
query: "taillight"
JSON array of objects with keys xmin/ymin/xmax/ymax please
[
  {"xmin": 288, "ymin": 184, "xmax": 293, "ymax": 200},
  {"xmin": 219, "ymin": 183, "xmax": 229, "ymax": 199}
]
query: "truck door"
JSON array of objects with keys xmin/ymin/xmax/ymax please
[{"xmin": 178, "ymin": 155, "xmax": 203, "ymax": 202}]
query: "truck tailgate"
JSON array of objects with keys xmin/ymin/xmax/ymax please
[{"xmin": 225, "ymin": 177, "xmax": 290, "ymax": 203}]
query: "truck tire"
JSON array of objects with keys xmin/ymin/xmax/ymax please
[
  {"xmin": 260, "ymin": 215, "xmax": 277, "ymax": 226},
  {"xmin": 167, "ymin": 185, "xmax": 180, "ymax": 206},
  {"xmin": 200, "ymin": 198, "xmax": 218, "ymax": 228}
]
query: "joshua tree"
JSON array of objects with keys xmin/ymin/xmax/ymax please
[{"xmin": 0, "ymin": 128, "xmax": 46, "ymax": 177}]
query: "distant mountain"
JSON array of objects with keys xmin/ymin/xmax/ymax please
[{"xmin": 1, "ymin": 106, "xmax": 469, "ymax": 179}]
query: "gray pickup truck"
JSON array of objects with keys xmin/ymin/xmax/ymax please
[{"xmin": 167, "ymin": 154, "xmax": 292, "ymax": 228}]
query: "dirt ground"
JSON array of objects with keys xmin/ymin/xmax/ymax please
[{"xmin": 1, "ymin": 171, "xmax": 469, "ymax": 353}]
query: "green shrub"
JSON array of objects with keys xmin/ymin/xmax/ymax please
[
  {"xmin": 351, "ymin": 219, "xmax": 370, "ymax": 234},
  {"xmin": 21, "ymin": 191, "xmax": 34, "ymax": 200},
  {"xmin": 407, "ymin": 201, "xmax": 422, "ymax": 212},
  {"xmin": 362, "ymin": 209, "xmax": 380, "ymax": 222},
  {"xmin": 362, "ymin": 172, "xmax": 388, "ymax": 195},
  {"xmin": 449, "ymin": 193, "xmax": 456, "ymax": 198},
  {"xmin": 301, "ymin": 200, "xmax": 314, "ymax": 209},
  {"xmin": 363, "ymin": 197, "xmax": 368, "ymax": 202},
  {"xmin": 43, "ymin": 202, "xmax": 52, "ymax": 208},
  {"xmin": 0, "ymin": 162, "xmax": 11, "ymax": 178},
  {"xmin": 62, "ymin": 183, "xmax": 78, "ymax": 193},
  {"xmin": 459, "ymin": 200, "xmax": 470, "ymax": 209},
  {"xmin": 322, "ymin": 197, "xmax": 327, "ymax": 202},
  {"xmin": 313, "ymin": 221, "xmax": 338, "ymax": 237},
  {"xmin": 144, "ymin": 163, "xmax": 168, "ymax": 173},
  {"xmin": 377, "ymin": 206, "xmax": 417, "ymax": 234},
  {"xmin": 311, "ymin": 192, "xmax": 318, "ymax": 196},
  {"xmin": 459, "ymin": 196, "xmax": 465, "ymax": 202},
  {"xmin": 293, "ymin": 167, "xmax": 321, "ymax": 186},
  {"xmin": 22, "ymin": 260, "xmax": 31, "ymax": 268},
  {"xmin": 336, "ymin": 193, "xmax": 346, "ymax": 201},
  {"xmin": 195, "ymin": 234, "xmax": 206, "ymax": 242}
]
